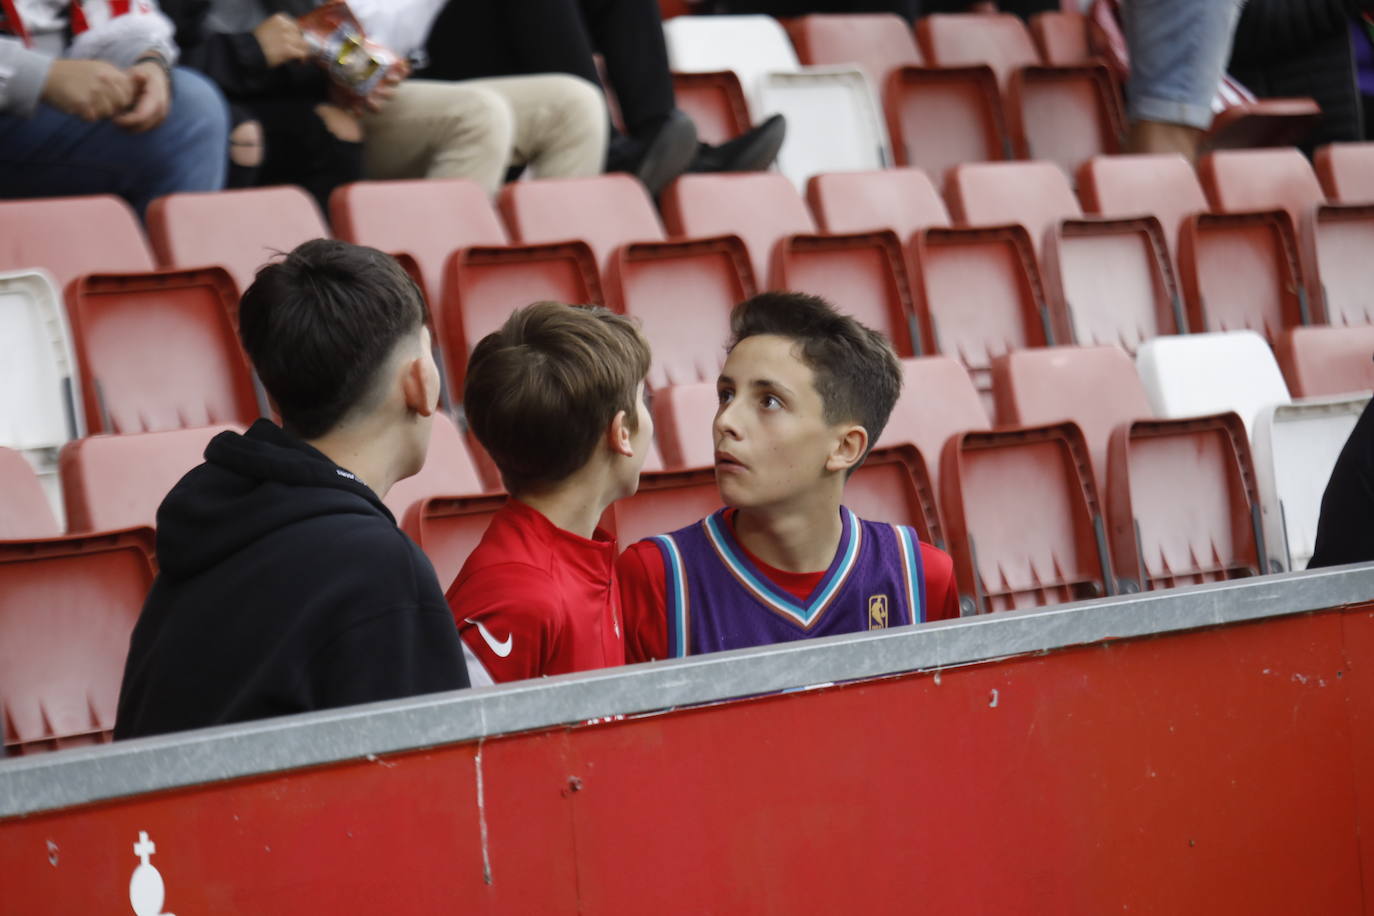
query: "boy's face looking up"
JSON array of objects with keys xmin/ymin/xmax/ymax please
[{"xmin": 713, "ymin": 334, "xmax": 859, "ymax": 510}]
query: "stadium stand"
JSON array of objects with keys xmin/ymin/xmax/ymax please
[
  {"xmin": 0, "ymin": 527, "xmax": 156, "ymax": 755},
  {"xmin": 805, "ymin": 168, "xmax": 951, "ymax": 238},
  {"xmin": 58, "ymin": 425, "xmax": 237, "ymax": 533},
  {"xmin": 876, "ymin": 355, "xmax": 990, "ymax": 501},
  {"xmin": 945, "ymin": 159, "xmax": 1080, "ymax": 254},
  {"xmin": 939, "ymin": 421, "xmax": 1111, "ymax": 613},
  {"xmin": 0, "ymin": 270, "xmax": 82, "ymax": 472},
  {"xmin": 1314, "ymin": 142, "xmax": 1374, "ymax": 204},
  {"xmin": 1274, "ymin": 325, "xmax": 1374, "ymax": 399},
  {"xmin": 1135, "ymin": 331, "xmax": 1292, "ymax": 433},
  {"xmin": 146, "ymin": 186, "xmax": 330, "ymax": 295},
  {"xmin": 1176, "ymin": 210, "xmax": 1307, "ymax": 342},
  {"xmin": 662, "ymin": 14, "xmax": 888, "ymax": 184},
  {"xmin": 660, "ymin": 172, "xmax": 917, "ymax": 358},
  {"xmin": 1076, "ymin": 153, "xmax": 1208, "ymax": 261},
  {"xmin": 992, "ymin": 345, "xmax": 1267, "ymax": 590},
  {"xmin": 499, "ymin": 174, "xmax": 665, "ymax": 273},
  {"xmin": 382, "ymin": 415, "xmax": 490, "ymax": 523},
  {"xmin": 0, "ymin": 447, "xmax": 60, "ymax": 540},
  {"xmin": 1028, "ymin": 10, "xmax": 1090, "ymax": 66},
  {"xmin": 784, "ymin": 13, "xmax": 1007, "ymax": 183},
  {"xmin": 401, "ymin": 492, "xmax": 509, "ymax": 592},
  {"xmin": 66, "ymin": 269, "xmax": 261, "ymax": 435},
  {"xmin": 1253, "ymin": 396, "xmax": 1370, "ymax": 572},
  {"xmin": 670, "ymin": 70, "xmax": 753, "ymax": 145}
]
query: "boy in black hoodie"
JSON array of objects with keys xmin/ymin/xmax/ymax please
[{"xmin": 114, "ymin": 239, "xmax": 469, "ymax": 740}]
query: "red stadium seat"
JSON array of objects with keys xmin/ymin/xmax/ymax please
[
  {"xmin": 806, "ymin": 169, "xmax": 952, "ymax": 237},
  {"xmin": 1176, "ymin": 211, "xmax": 1308, "ymax": 342},
  {"xmin": 66, "ymin": 268, "xmax": 261, "ymax": 435},
  {"xmin": 146, "ymin": 186, "xmax": 330, "ymax": 295},
  {"xmin": 652, "ymin": 382, "xmax": 720, "ymax": 471},
  {"xmin": 1275, "ymin": 325, "xmax": 1374, "ymax": 398},
  {"xmin": 785, "ymin": 12, "xmax": 922, "ymax": 88},
  {"xmin": 329, "ymin": 179, "xmax": 507, "ymax": 306},
  {"xmin": 59, "ymin": 425, "xmax": 235, "ymax": 533},
  {"xmin": 671, "ymin": 71, "xmax": 753, "ymax": 145},
  {"xmin": 612, "ymin": 467, "xmax": 721, "ymax": 548},
  {"xmin": 945, "ymin": 160, "xmax": 1081, "ymax": 253},
  {"xmin": 1199, "ymin": 148, "xmax": 1374, "ymax": 326},
  {"xmin": 661, "ymin": 172, "xmax": 813, "ymax": 283},
  {"xmin": 1029, "ymin": 10, "xmax": 1090, "ymax": 64},
  {"xmin": 877, "ymin": 356, "xmax": 990, "ymax": 501},
  {"xmin": 0, "ymin": 527, "xmax": 156, "ymax": 755},
  {"xmin": 438, "ymin": 241, "xmax": 603, "ymax": 393},
  {"xmin": 917, "ymin": 13, "xmax": 1122, "ymax": 174},
  {"xmin": 911, "ymin": 224, "xmax": 1051, "ymax": 417},
  {"xmin": 0, "ymin": 447, "xmax": 60, "ymax": 539},
  {"xmin": 1041, "ymin": 215, "xmax": 1182, "ymax": 352},
  {"xmin": 992, "ymin": 346, "xmax": 1268, "ymax": 591},
  {"xmin": 940, "ymin": 421, "xmax": 1110, "ymax": 613},
  {"xmin": 1076, "ymin": 153, "xmax": 1209, "ymax": 260},
  {"xmin": 607, "ymin": 237, "xmax": 755, "ymax": 390},
  {"xmin": 498, "ymin": 174, "xmax": 666, "ymax": 272},
  {"xmin": 0, "ymin": 195, "xmax": 154, "ymax": 296},
  {"xmin": 383, "ymin": 413, "xmax": 486, "ymax": 528},
  {"xmin": 1315, "ymin": 142, "xmax": 1374, "ymax": 203},
  {"xmin": 661, "ymin": 173, "xmax": 918, "ymax": 356},
  {"xmin": 402, "ymin": 493, "xmax": 508, "ymax": 592}
]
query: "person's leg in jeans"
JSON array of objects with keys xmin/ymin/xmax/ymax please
[
  {"xmin": 0, "ymin": 67, "xmax": 229, "ymax": 216},
  {"xmin": 361, "ymin": 80, "xmax": 516, "ymax": 193},
  {"xmin": 1122, "ymin": 0, "xmax": 1247, "ymax": 161}
]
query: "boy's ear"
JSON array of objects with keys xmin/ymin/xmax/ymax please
[
  {"xmin": 400, "ymin": 355, "xmax": 437, "ymax": 418},
  {"xmin": 825, "ymin": 424, "xmax": 868, "ymax": 474},
  {"xmin": 608, "ymin": 408, "xmax": 635, "ymax": 458}
]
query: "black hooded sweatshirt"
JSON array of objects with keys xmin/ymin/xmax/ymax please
[{"xmin": 114, "ymin": 421, "xmax": 469, "ymax": 740}]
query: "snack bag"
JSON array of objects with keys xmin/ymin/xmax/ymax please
[{"xmin": 298, "ymin": 1, "xmax": 404, "ymax": 105}]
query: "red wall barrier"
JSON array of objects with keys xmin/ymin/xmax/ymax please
[{"xmin": 3, "ymin": 604, "xmax": 1372, "ymax": 914}]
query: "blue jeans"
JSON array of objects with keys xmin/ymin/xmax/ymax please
[
  {"xmin": 1123, "ymin": 0, "xmax": 1248, "ymax": 129},
  {"xmin": 0, "ymin": 67, "xmax": 229, "ymax": 217}
]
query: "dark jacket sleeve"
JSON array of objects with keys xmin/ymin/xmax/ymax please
[
  {"xmin": 160, "ymin": 0, "xmax": 328, "ymax": 98},
  {"xmin": 1310, "ymin": 399, "xmax": 1374, "ymax": 569},
  {"xmin": 307, "ymin": 603, "xmax": 471, "ymax": 709}
]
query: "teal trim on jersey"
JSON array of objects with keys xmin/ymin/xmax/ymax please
[{"xmin": 652, "ymin": 534, "xmax": 690, "ymax": 658}]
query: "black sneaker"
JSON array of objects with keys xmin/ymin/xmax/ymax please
[
  {"xmin": 688, "ymin": 114, "xmax": 787, "ymax": 173},
  {"xmin": 606, "ymin": 110, "xmax": 699, "ymax": 196}
]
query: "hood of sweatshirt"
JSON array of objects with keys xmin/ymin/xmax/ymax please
[{"xmin": 155, "ymin": 419, "xmax": 395, "ymax": 579}]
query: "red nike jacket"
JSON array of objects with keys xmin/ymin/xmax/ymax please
[{"xmin": 446, "ymin": 498, "xmax": 624, "ymax": 685}]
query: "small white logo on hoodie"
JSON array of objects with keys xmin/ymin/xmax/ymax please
[{"xmin": 335, "ymin": 469, "xmax": 357, "ymax": 481}]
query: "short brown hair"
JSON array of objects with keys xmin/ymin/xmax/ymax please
[
  {"xmin": 465, "ymin": 302, "xmax": 652, "ymax": 491},
  {"xmin": 729, "ymin": 292, "xmax": 901, "ymax": 468}
]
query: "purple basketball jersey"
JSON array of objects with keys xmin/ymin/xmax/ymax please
[{"xmin": 650, "ymin": 506, "xmax": 927, "ymax": 658}]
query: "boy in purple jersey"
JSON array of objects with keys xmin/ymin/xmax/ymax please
[{"xmin": 618, "ymin": 292, "xmax": 958, "ymax": 661}]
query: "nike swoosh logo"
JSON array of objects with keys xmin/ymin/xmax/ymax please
[{"xmin": 465, "ymin": 618, "xmax": 513, "ymax": 658}]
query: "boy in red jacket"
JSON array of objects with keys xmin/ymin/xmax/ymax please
[{"xmin": 448, "ymin": 302, "xmax": 653, "ymax": 684}]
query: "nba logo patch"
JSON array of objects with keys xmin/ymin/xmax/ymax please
[{"xmin": 868, "ymin": 595, "xmax": 888, "ymax": 630}]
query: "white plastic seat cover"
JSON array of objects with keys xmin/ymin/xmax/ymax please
[{"xmin": 1136, "ymin": 330, "xmax": 1292, "ymax": 434}]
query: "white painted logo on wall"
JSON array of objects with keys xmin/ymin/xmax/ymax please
[{"xmin": 129, "ymin": 831, "xmax": 175, "ymax": 916}]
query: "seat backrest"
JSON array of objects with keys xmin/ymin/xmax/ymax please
[
  {"xmin": 67, "ymin": 268, "xmax": 261, "ymax": 435},
  {"xmin": 992, "ymin": 345, "xmax": 1151, "ymax": 485},
  {"xmin": 1315, "ymin": 142, "xmax": 1374, "ymax": 203},
  {"xmin": 0, "ymin": 196, "xmax": 154, "ymax": 295},
  {"xmin": 806, "ymin": 169, "xmax": 951, "ymax": 237},
  {"xmin": 1136, "ymin": 330, "xmax": 1292, "ymax": 433},
  {"xmin": 653, "ymin": 382, "xmax": 719, "ymax": 470},
  {"xmin": 946, "ymin": 161, "xmax": 1081, "ymax": 253},
  {"xmin": 1177, "ymin": 212, "xmax": 1305, "ymax": 344},
  {"xmin": 661, "ymin": 173, "xmax": 816, "ymax": 285},
  {"xmin": 403, "ymin": 493, "xmax": 508, "ymax": 592},
  {"xmin": 0, "ymin": 447, "xmax": 60, "ymax": 539},
  {"xmin": 59, "ymin": 425, "xmax": 235, "ymax": 532},
  {"xmin": 1077, "ymin": 154, "xmax": 1209, "ymax": 256},
  {"xmin": 1254, "ymin": 397, "xmax": 1368, "ymax": 571},
  {"xmin": 0, "ymin": 269, "xmax": 82, "ymax": 453},
  {"xmin": 1030, "ymin": 10, "xmax": 1090, "ymax": 64},
  {"xmin": 663, "ymin": 14, "xmax": 802, "ymax": 113},
  {"xmin": 613, "ymin": 468, "xmax": 723, "ymax": 548},
  {"xmin": 940, "ymin": 422, "xmax": 1109, "ymax": 613},
  {"xmin": 329, "ymin": 179, "xmax": 508, "ymax": 303},
  {"xmin": 0, "ymin": 529, "xmax": 156, "ymax": 755},
  {"xmin": 916, "ymin": 13, "xmax": 1041, "ymax": 90},
  {"xmin": 785, "ymin": 13, "xmax": 923, "ymax": 87},
  {"xmin": 146, "ymin": 187, "xmax": 330, "ymax": 294},
  {"xmin": 609, "ymin": 238, "xmax": 753, "ymax": 390},
  {"xmin": 878, "ymin": 356, "xmax": 990, "ymax": 495},
  {"xmin": 1198, "ymin": 149, "xmax": 1326, "ymax": 230},
  {"xmin": 499, "ymin": 175, "xmax": 665, "ymax": 273},
  {"xmin": 384, "ymin": 412, "xmax": 485, "ymax": 524},
  {"xmin": 1275, "ymin": 325, "xmax": 1374, "ymax": 398}
]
